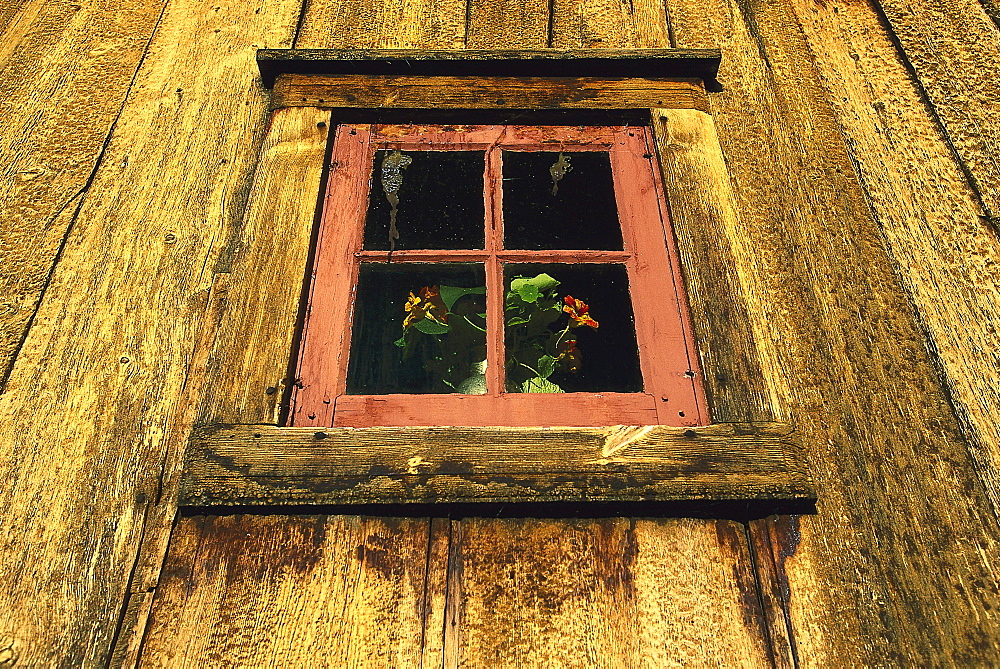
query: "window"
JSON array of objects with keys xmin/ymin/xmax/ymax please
[{"xmin": 290, "ymin": 124, "xmax": 707, "ymax": 428}]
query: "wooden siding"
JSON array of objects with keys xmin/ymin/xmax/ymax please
[{"xmin": 0, "ymin": 0, "xmax": 998, "ymax": 666}]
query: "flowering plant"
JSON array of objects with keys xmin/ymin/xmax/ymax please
[{"xmin": 395, "ymin": 273, "xmax": 598, "ymax": 394}]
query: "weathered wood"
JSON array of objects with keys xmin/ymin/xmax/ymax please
[
  {"xmin": 452, "ymin": 518, "xmax": 775, "ymax": 665},
  {"xmin": 652, "ymin": 110, "xmax": 780, "ymax": 422},
  {"xmin": 790, "ymin": 0, "xmax": 1000, "ymax": 528},
  {"xmin": 551, "ymin": 0, "xmax": 673, "ymax": 49},
  {"xmin": 138, "ymin": 514, "xmax": 435, "ymax": 666},
  {"xmin": 0, "ymin": 0, "xmax": 305, "ymax": 663},
  {"xmin": 195, "ymin": 107, "xmax": 331, "ymax": 426},
  {"xmin": 669, "ymin": 0, "xmax": 1000, "ymax": 662},
  {"xmin": 293, "ymin": 0, "xmax": 467, "ymax": 51},
  {"xmin": 0, "ymin": 0, "xmax": 166, "ymax": 382},
  {"xmin": 873, "ymin": 0, "xmax": 1000, "ymax": 220},
  {"xmin": 272, "ymin": 73, "xmax": 710, "ymax": 111},
  {"xmin": 257, "ymin": 48, "xmax": 723, "ymax": 85},
  {"xmin": 179, "ymin": 422, "xmax": 813, "ymax": 506},
  {"xmin": 466, "ymin": 0, "xmax": 550, "ymax": 48}
]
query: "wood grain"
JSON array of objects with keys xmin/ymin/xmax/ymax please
[
  {"xmin": 466, "ymin": 0, "xmax": 549, "ymax": 48},
  {"xmin": 551, "ymin": 0, "xmax": 672, "ymax": 48},
  {"xmin": 139, "ymin": 514, "xmax": 436, "ymax": 667},
  {"xmin": 272, "ymin": 73, "xmax": 710, "ymax": 111},
  {"xmin": 0, "ymin": 0, "xmax": 166, "ymax": 381},
  {"xmin": 452, "ymin": 518, "xmax": 774, "ymax": 666},
  {"xmin": 294, "ymin": 0, "xmax": 466, "ymax": 50},
  {"xmin": 874, "ymin": 0, "xmax": 1000, "ymax": 219},
  {"xmin": 668, "ymin": 0, "xmax": 1000, "ymax": 661},
  {"xmin": 0, "ymin": 0, "xmax": 304, "ymax": 663},
  {"xmin": 179, "ymin": 422, "xmax": 813, "ymax": 506},
  {"xmin": 195, "ymin": 106, "xmax": 331, "ymax": 426},
  {"xmin": 790, "ymin": 0, "xmax": 1000, "ymax": 531}
]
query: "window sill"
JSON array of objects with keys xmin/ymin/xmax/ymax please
[{"xmin": 179, "ymin": 421, "xmax": 814, "ymax": 508}]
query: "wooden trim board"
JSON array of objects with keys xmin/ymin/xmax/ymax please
[
  {"xmin": 271, "ymin": 74, "xmax": 710, "ymax": 111},
  {"xmin": 179, "ymin": 422, "xmax": 815, "ymax": 506},
  {"xmin": 257, "ymin": 48, "xmax": 722, "ymax": 87}
]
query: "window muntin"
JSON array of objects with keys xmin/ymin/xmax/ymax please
[{"xmin": 291, "ymin": 124, "xmax": 707, "ymax": 428}]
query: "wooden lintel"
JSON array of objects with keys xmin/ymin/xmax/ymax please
[
  {"xmin": 271, "ymin": 74, "xmax": 710, "ymax": 112},
  {"xmin": 179, "ymin": 422, "xmax": 815, "ymax": 507},
  {"xmin": 257, "ymin": 48, "xmax": 722, "ymax": 88}
]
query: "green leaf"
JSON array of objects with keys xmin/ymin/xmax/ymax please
[
  {"xmin": 536, "ymin": 355, "xmax": 556, "ymax": 379},
  {"xmin": 393, "ymin": 335, "xmax": 408, "ymax": 348},
  {"xmin": 438, "ymin": 285, "xmax": 486, "ymax": 311},
  {"xmin": 517, "ymin": 283, "xmax": 540, "ymax": 303},
  {"xmin": 511, "ymin": 273, "xmax": 560, "ymax": 294},
  {"xmin": 521, "ymin": 377, "xmax": 564, "ymax": 393},
  {"xmin": 413, "ymin": 319, "xmax": 450, "ymax": 334},
  {"xmin": 507, "ymin": 316, "xmax": 530, "ymax": 326}
]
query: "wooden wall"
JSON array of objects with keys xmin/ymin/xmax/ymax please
[{"xmin": 1, "ymin": 0, "xmax": 999, "ymax": 664}]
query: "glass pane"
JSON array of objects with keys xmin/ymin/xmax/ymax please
[
  {"xmin": 502, "ymin": 151, "xmax": 624, "ymax": 251},
  {"xmin": 503, "ymin": 263, "xmax": 642, "ymax": 393},
  {"xmin": 363, "ymin": 150, "xmax": 486, "ymax": 251},
  {"xmin": 347, "ymin": 263, "xmax": 487, "ymax": 394}
]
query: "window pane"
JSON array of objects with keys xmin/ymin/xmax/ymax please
[
  {"xmin": 347, "ymin": 263, "xmax": 487, "ymax": 394},
  {"xmin": 503, "ymin": 263, "xmax": 642, "ymax": 393},
  {"xmin": 502, "ymin": 151, "xmax": 624, "ymax": 251},
  {"xmin": 363, "ymin": 150, "xmax": 486, "ymax": 251}
]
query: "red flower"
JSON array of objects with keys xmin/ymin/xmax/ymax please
[
  {"xmin": 563, "ymin": 295, "xmax": 599, "ymax": 328},
  {"xmin": 403, "ymin": 285, "xmax": 448, "ymax": 328}
]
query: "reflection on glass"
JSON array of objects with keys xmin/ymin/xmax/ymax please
[
  {"xmin": 502, "ymin": 151, "xmax": 624, "ymax": 251},
  {"xmin": 347, "ymin": 264, "xmax": 487, "ymax": 394},
  {"xmin": 504, "ymin": 263, "xmax": 642, "ymax": 393},
  {"xmin": 363, "ymin": 150, "xmax": 486, "ymax": 251}
]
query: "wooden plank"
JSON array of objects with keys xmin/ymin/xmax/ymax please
[
  {"xmin": 272, "ymin": 73, "xmax": 710, "ymax": 111},
  {"xmin": 790, "ymin": 0, "xmax": 1000, "ymax": 533},
  {"xmin": 668, "ymin": 0, "xmax": 1000, "ymax": 661},
  {"xmin": 179, "ymin": 422, "xmax": 814, "ymax": 505},
  {"xmin": 195, "ymin": 107, "xmax": 331, "ymax": 426},
  {"xmin": 466, "ymin": 0, "xmax": 550, "ymax": 48},
  {"xmin": 0, "ymin": 0, "xmax": 305, "ymax": 663},
  {"xmin": 551, "ymin": 0, "xmax": 672, "ymax": 48},
  {"xmin": 0, "ymin": 0, "xmax": 166, "ymax": 381},
  {"xmin": 138, "ymin": 514, "xmax": 434, "ymax": 666},
  {"xmin": 873, "ymin": 0, "xmax": 1000, "ymax": 220},
  {"xmin": 258, "ymin": 48, "xmax": 722, "ymax": 85},
  {"xmin": 293, "ymin": 0, "xmax": 467, "ymax": 51},
  {"xmin": 452, "ymin": 518, "xmax": 774, "ymax": 665}
]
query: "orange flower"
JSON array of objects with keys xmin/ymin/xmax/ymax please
[
  {"xmin": 403, "ymin": 286, "xmax": 448, "ymax": 329},
  {"xmin": 556, "ymin": 338, "xmax": 581, "ymax": 373},
  {"xmin": 563, "ymin": 295, "xmax": 598, "ymax": 328}
]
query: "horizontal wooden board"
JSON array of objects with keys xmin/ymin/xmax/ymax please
[
  {"xmin": 179, "ymin": 422, "xmax": 814, "ymax": 505},
  {"xmin": 257, "ymin": 48, "xmax": 722, "ymax": 86},
  {"xmin": 272, "ymin": 74, "xmax": 710, "ymax": 111}
]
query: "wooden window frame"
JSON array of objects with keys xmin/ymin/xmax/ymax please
[
  {"xmin": 179, "ymin": 50, "xmax": 815, "ymax": 511},
  {"xmin": 291, "ymin": 124, "xmax": 707, "ymax": 429}
]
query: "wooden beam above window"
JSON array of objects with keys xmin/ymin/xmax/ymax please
[
  {"xmin": 179, "ymin": 422, "xmax": 814, "ymax": 508},
  {"xmin": 270, "ymin": 74, "xmax": 710, "ymax": 111},
  {"xmin": 257, "ymin": 48, "xmax": 722, "ymax": 88}
]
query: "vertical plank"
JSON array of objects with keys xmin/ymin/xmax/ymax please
[
  {"xmin": 295, "ymin": 0, "xmax": 467, "ymax": 49},
  {"xmin": 0, "ymin": 0, "xmax": 167, "ymax": 380},
  {"xmin": 139, "ymin": 515, "xmax": 433, "ymax": 666},
  {"xmin": 196, "ymin": 107, "xmax": 332, "ymax": 426},
  {"xmin": 0, "ymin": 0, "xmax": 305, "ymax": 663},
  {"xmin": 452, "ymin": 518, "xmax": 773, "ymax": 666},
  {"xmin": 873, "ymin": 0, "xmax": 1000, "ymax": 219},
  {"xmin": 466, "ymin": 0, "xmax": 550, "ymax": 48},
  {"xmin": 551, "ymin": 0, "xmax": 672, "ymax": 48},
  {"xmin": 790, "ymin": 0, "xmax": 1000, "ymax": 525},
  {"xmin": 421, "ymin": 517, "xmax": 452, "ymax": 667},
  {"xmin": 667, "ymin": 0, "xmax": 1000, "ymax": 662}
]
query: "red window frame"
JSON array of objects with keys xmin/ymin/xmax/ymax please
[{"xmin": 290, "ymin": 124, "xmax": 707, "ymax": 428}]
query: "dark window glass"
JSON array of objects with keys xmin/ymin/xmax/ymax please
[
  {"xmin": 502, "ymin": 151, "xmax": 624, "ymax": 251},
  {"xmin": 503, "ymin": 263, "xmax": 642, "ymax": 393},
  {"xmin": 347, "ymin": 263, "xmax": 487, "ymax": 394},
  {"xmin": 363, "ymin": 150, "xmax": 486, "ymax": 251}
]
